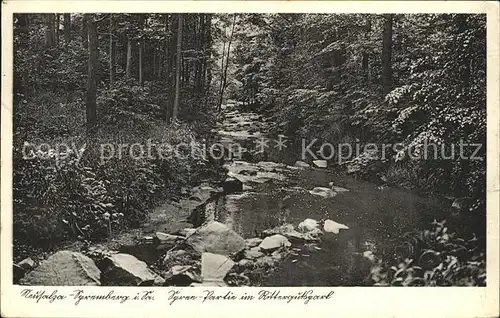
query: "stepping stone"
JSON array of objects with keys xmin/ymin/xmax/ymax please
[
  {"xmin": 309, "ymin": 187, "xmax": 337, "ymax": 198},
  {"xmin": 259, "ymin": 234, "xmax": 291, "ymax": 252},
  {"xmin": 186, "ymin": 221, "xmax": 246, "ymax": 256},
  {"xmin": 313, "ymin": 160, "xmax": 328, "ymax": 168},
  {"xmin": 20, "ymin": 251, "xmax": 101, "ymax": 286},
  {"xmin": 103, "ymin": 253, "xmax": 156, "ymax": 286},
  {"xmin": 294, "ymin": 161, "xmax": 310, "ymax": 168},
  {"xmin": 323, "ymin": 219, "xmax": 349, "ymax": 234}
]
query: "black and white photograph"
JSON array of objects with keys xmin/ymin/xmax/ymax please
[{"xmin": 1, "ymin": 1, "xmax": 499, "ymax": 317}]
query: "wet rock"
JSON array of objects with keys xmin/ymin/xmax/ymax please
[
  {"xmin": 186, "ymin": 221, "xmax": 246, "ymax": 256},
  {"xmin": 103, "ymin": 253, "xmax": 156, "ymax": 286},
  {"xmin": 222, "ymin": 177, "xmax": 243, "ymax": 194},
  {"xmin": 155, "ymin": 232, "xmax": 184, "ymax": 243},
  {"xmin": 153, "ymin": 274, "xmax": 166, "ymax": 286},
  {"xmin": 313, "ymin": 160, "xmax": 328, "ymax": 168},
  {"xmin": 262, "ymin": 224, "xmax": 295, "ymax": 237},
  {"xmin": 261, "ymin": 224, "xmax": 318, "ymax": 243},
  {"xmin": 305, "ymin": 227, "xmax": 324, "ymax": 238},
  {"xmin": 163, "ymin": 249, "xmax": 200, "ymax": 269},
  {"xmin": 245, "ymin": 237, "xmax": 263, "ymax": 248},
  {"xmin": 239, "ymin": 169, "xmax": 258, "ymax": 176},
  {"xmin": 20, "ymin": 251, "xmax": 101, "ymax": 286},
  {"xmin": 238, "ymin": 259, "xmax": 253, "ymax": 268},
  {"xmin": 245, "ymin": 247, "xmax": 265, "ymax": 259},
  {"xmin": 13, "ymin": 264, "xmax": 25, "ymax": 283},
  {"xmin": 271, "ymin": 249, "xmax": 288, "ymax": 261},
  {"xmin": 323, "ymin": 219, "xmax": 349, "ymax": 234},
  {"xmin": 298, "ymin": 218, "xmax": 320, "ymax": 232},
  {"xmin": 189, "ymin": 196, "xmax": 202, "ymax": 202},
  {"xmin": 328, "ymin": 182, "xmax": 350, "ymax": 192},
  {"xmin": 202, "ymin": 252, "xmax": 235, "ymax": 283},
  {"xmin": 309, "ymin": 187, "xmax": 337, "ymax": 198},
  {"xmin": 259, "ymin": 234, "xmax": 291, "ymax": 252},
  {"xmin": 164, "ymin": 265, "xmax": 201, "ymax": 286},
  {"xmin": 243, "ymin": 184, "xmax": 254, "ymax": 191},
  {"xmin": 17, "ymin": 257, "xmax": 35, "ymax": 271},
  {"xmin": 178, "ymin": 228, "xmax": 196, "ymax": 238},
  {"xmin": 294, "ymin": 161, "xmax": 310, "ymax": 168}
]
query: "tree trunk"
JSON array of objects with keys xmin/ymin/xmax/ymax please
[
  {"xmin": 172, "ymin": 14, "xmax": 183, "ymax": 121},
  {"xmin": 126, "ymin": 36, "xmax": 132, "ymax": 78},
  {"xmin": 194, "ymin": 14, "xmax": 204, "ymax": 96},
  {"xmin": 138, "ymin": 14, "xmax": 145, "ymax": 87},
  {"xmin": 203, "ymin": 14, "xmax": 212, "ymax": 108},
  {"xmin": 218, "ymin": 15, "xmax": 236, "ymax": 111},
  {"xmin": 382, "ymin": 14, "xmax": 393, "ymax": 95},
  {"xmin": 81, "ymin": 14, "xmax": 88, "ymax": 49},
  {"xmin": 164, "ymin": 14, "xmax": 172, "ymax": 122},
  {"xmin": 63, "ymin": 13, "xmax": 71, "ymax": 44},
  {"xmin": 109, "ymin": 14, "xmax": 116, "ymax": 86},
  {"xmin": 85, "ymin": 15, "xmax": 98, "ymax": 136},
  {"xmin": 55, "ymin": 14, "xmax": 60, "ymax": 46},
  {"xmin": 218, "ymin": 40, "xmax": 226, "ymax": 106},
  {"xmin": 362, "ymin": 18, "xmax": 371, "ymax": 82},
  {"xmin": 139, "ymin": 40, "xmax": 144, "ymax": 85},
  {"xmin": 45, "ymin": 14, "xmax": 56, "ymax": 48}
]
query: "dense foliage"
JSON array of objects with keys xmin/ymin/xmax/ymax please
[
  {"xmin": 13, "ymin": 13, "xmax": 225, "ymax": 254},
  {"xmin": 232, "ymin": 13, "xmax": 486, "ymax": 209}
]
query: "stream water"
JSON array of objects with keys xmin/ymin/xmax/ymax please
[{"xmin": 208, "ymin": 102, "xmax": 452, "ymax": 286}]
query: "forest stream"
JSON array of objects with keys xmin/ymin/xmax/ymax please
[{"xmin": 152, "ymin": 101, "xmax": 453, "ymax": 286}]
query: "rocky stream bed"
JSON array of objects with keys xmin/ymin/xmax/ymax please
[{"xmin": 15, "ymin": 102, "xmax": 455, "ymax": 287}]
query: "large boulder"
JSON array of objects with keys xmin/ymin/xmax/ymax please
[
  {"xmin": 19, "ymin": 251, "xmax": 101, "ymax": 286},
  {"xmin": 164, "ymin": 265, "xmax": 202, "ymax": 286},
  {"xmin": 102, "ymin": 253, "xmax": 156, "ymax": 286},
  {"xmin": 186, "ymin": 221, "xmax": 246, "ymax": 256},
  {"xmin": 323, "ymin": 219, "xmax": 349, "ymax": 234},
  {"xmin": 201, "ymin": 253, "xmax": 235, "ymax": 283},
  {"xmin": 298, "ymin": 218, "xmax": 320, "ymax": 232},
  {"xmin": 222, "ymin": 177, "xmax": 243, "ymax": 194},
  {"xmin": 259, "ymin": 234, "xmax": 291, "ymax": 252}
]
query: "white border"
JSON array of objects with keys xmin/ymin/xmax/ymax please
[{"xmin": 1, "ymin": 2, "xmax": 499, "ymax": 317}]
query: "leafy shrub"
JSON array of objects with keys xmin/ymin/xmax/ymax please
[{"xmin": 365, "ymin": 219, "xmax": 486, "ymax": 286}]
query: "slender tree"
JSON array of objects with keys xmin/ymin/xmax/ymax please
[
  {"xmin": 63, "ymin": 13, "xmax": 71, "ymax": 44},
  {"xmin": 382, "ymin": 14, "xmax": 393, "ymax": 95},
  {"xmin": 172, "ymin": 14, "xmax": 183, "ymax": 120},
  {"xmin": 81, "ymin": 14, "xmax": 88, "ymax": 49},
  {"xmin": 85, "ymin": 14, "xmax": 98, "ymax": 136},
  {"xmin": 109, "ymin": 14, "xmax": 116, "ymax": 86},
  {"xmin": 126, "ymin": 35, "xmax": 132, "ymax": 78},
  {"xmin": 362, "ymin": 18, "xmax": 371, "ymax": 82},
  {"xmin": 218, "ymin": 14, "xmax": 236, "ymax": 111},
  {"xmin": 44, "ymin": 14, "xmax": 56, "ymax": 48},
  {"xmin": 139, "ymin": 14, "xmax": 145, "ymax": 86},
  {"xmin": 55, "ymin": 14, "xmax": 60, "ymax": 46}
]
